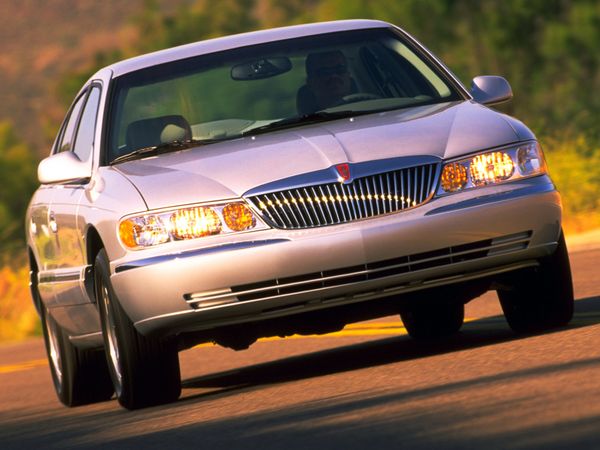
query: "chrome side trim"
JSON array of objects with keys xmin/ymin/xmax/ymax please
[
  {"xmin": 114, "ymin": 239, "xmax": 290, "ymax": 273},
  {"xmin": 38, "ymin": 269, "xmax": 83, "ymax": 284}
]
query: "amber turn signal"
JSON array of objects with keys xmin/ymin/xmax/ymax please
[
  {"xmin": 440, "ymin": 162, "xmax": 468, "ymax": 192},
  {"xmin": 222, "ymin": 203, "xmax": 256, "ymax": 231}
]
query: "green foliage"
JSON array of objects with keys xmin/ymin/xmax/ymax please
[
  {"xmin": 544, "ymin": 135, "xmax": 600, "ymax": 231},
  {"xmin": 0, "ymin": 122, "xmax": 37, "ymax": 255},
  {"xmin": 56, "ymin": 0, "xmax": 600, "ymax": 145}
]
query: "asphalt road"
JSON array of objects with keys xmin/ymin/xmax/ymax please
[{"xmin": 1, "ymin": 247, "xmax": 599, "ymax": 449}]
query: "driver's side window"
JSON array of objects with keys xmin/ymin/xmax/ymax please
[
  {"xmin": 54, "ymin": 85, "xmax": 102, "ymax": 163},
  {"xmin": 55, "ymin": 92, "xmax": 86, "ymax": 154}
]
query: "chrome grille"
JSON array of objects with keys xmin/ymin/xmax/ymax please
[{"xmin": 247, "ymin": 163, "xmax": 438, "ymax": 229}]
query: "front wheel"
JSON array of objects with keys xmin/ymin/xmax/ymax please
[
  {"xmin": 41, "ymin": 305, "xmax": 114, "ymax": 406},
  {"xmin": 498, "ymin": 231, "xmax": 574, "ymax": 333},
  {"xmin": 95, "ymin": 249, "xmax": 181, "ymax": 410}
]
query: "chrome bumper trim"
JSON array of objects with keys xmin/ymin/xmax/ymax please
[
  {"xmin": 135, "ymin": 258, "xmax": 543, "ymax": 337},
  {"xmin": 114, "ymin": 239, "xmax": 290, "ymax": 273},
  {"xmin": 426, "ymin": 181, "xmax": 555, "ymax": 216},
  {"xmin": 184, "ymin": 230, "xmax": 532, "ymax": 308}
]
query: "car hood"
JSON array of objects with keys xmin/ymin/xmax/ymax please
[{"xmin": 115, "ymin": 100, "xmax": 528, "ymax": 210}]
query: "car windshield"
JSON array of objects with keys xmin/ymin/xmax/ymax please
[{"xmin": 107, "ymin": 28, "xmax": 463, "ymax": 164}]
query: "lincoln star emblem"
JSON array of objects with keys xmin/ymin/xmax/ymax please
[{"xmin": 335, "ymin": 163, "xmax": 351, "ymax": 182}]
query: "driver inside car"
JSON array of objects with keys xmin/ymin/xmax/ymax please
[{"xmin": 305, "ymin": 50, "xmax": 353, "ymax": 110}]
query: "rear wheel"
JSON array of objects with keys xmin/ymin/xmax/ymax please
[
  {"xmin": 40, "ymin": 305, "xmax": 114, "ymax": 406},
  {"xmin": 498, "ymin": 231, "xmax": 574, "ymax": 333},
  {"xmin": 400, "ymin": 301, "xmax": 464, "ymax": 340},
  {"xmin": 95, "ymin": 249, "xmax": 181, "ymax": 410}
]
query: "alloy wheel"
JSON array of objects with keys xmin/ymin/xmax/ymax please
[
  {"xmin": 100, "ymin": 282, "xmax": 123, "ymax": 396},
  {"xmin": 44, "ymin": 311, "xmax": 63, "ymax": 386}
]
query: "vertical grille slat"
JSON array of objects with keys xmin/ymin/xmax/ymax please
[
  {"xmin": 325, "ymin": 185, "xmax": 341, "ymax": 224},
  {"xmin": 428, "ymin": 164, "xmax": 434, "ymax": 198},
  {"xmin": 378, "ymin": 173, "xmax": 386, "ymax": 214},
  {"xmin": 332, "ymin": 183, "xmax": 349, "ymax": 222},
  {"xmin": 393, "ymin": 171, "xmax": 399, "ymax": 210},
  {"xmin": 265, "ymin": 194, "xmax": 287, "ymax": 228},
  {"xmin": 401, "ymin": 169, "xmax": 406, "ymax": 209},
  {"xmin": 413, "ymin": 167, "xmax": 418, "ymax": 208},
  {"xmin": 249, "ymin": 163, "xmax": 438, "ymax": 229},
  {"xmin": 386, "ymin": 172, "xmax": 392, "ymax": 213},
  {"xmin": 277, "ymin": 192, "xmax": 297, "ymax": 228},
  {"xmin": 341, "ymin": 183, "xmax": 356, "ymax": 221},
  {"xmin": 419, "ymin": 165, "xmax": 425, "ymax": 203},
  {"xmin": 311, "ymin": 186, "xmax": 327, "ymax": 225},
  {"xmin": 350, "ymin": 182, "xmax": 363, "ymax": 219},
  {"xmin": 363, "ymin": 178, "xmax": 373, "ymax": 216},
  {"xmin": 305, "ymin": 187, "xmax": 318, "ymax": 225},
  {"xmin": 286, "ymin": 191, "xmax": 307, "ymax": 228}
]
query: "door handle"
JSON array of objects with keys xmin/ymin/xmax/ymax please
[{"xmin": 49, "ymin": 212, "xmax": 58, "ymax": 233}]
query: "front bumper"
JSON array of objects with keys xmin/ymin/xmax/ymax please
[{"xmin": 110, "ymin": 176, "xmax": 562, "ymax": 337}]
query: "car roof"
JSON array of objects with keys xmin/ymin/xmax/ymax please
[{"xmin": 105, "ymin": 19, "xmax": 392, "ymax": 78}]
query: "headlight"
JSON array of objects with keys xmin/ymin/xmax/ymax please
[
  {"xmin": 469, "ymin": 151, "xmax": 514, "ymax": 186},
  {"xmin": 118, "ymin": 201, "xmax": 268, "ymax": 249},
  {"xmin": 437, "ymin": 141, "xmax": 547, "ymax": 195}
]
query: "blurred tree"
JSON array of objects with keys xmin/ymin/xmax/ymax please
[
  {"xmin": 0, "ymin": 122, "xmax": 37, "ymax": 256},
  {"xmin": 55, "ymin": 0, "xmax": 600, "ymax": 144}
]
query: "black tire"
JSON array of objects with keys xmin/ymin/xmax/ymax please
[
  {"xmin": 498, "ymin": 231, "xmax": 574, "ymax": 333},
  {"xmin": 400, "ymin": 301, "xmax": 464, "ymax": 340},
  {"xmin": 95, "ymin": 249, "xmax": 181, "ymax": 410},
  {"xmin": 40, "ymin": 305, "xmax": 114, "ymax": 407}
]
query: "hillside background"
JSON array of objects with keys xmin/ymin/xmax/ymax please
[
  {"xmin": 1, "ymin": 0, "xmax": 599, "ymax": 340},
  {"xmin": 0, "ymin": 0, "xmax": 193, "ymax": 152}
]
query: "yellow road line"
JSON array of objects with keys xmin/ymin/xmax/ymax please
[
  {"xmin": 0, "ymin": 358, "xmax": 47, "ymax": 374},
  {"xmin": 0, "ymin": 319, "xmax": 478, "ymax": 373},
  {"xmin": 193, "ymin": 318, "xmax": 476, "ymax": 348},
  {"xmin": 194, "ymin": 323, "xmax": 409, "ymax": 348}
]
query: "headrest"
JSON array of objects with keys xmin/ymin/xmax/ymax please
[{"xmin": 126, "ymin": 115, "xmax": 192, "ymax": 151}]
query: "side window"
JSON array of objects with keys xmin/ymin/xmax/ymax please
[
  {"xmin": 56, "ymin": 93, "xmax": 86, "ymax": 154},
  {"xmin": 72, "ymin": 86, "xmax": 101, "ymax": 162}
]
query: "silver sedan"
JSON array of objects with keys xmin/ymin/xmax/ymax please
[{"xmin": 26, "ymin": 19, "xmax": 573, "ymax": 410}]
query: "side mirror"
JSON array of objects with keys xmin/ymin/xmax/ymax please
[
  {"xmin": 38, "ymin": 151, "xmax": 91, "ymax": 184},
  {"xmin": 470, "ymin": 76, "xmax": 513, "ymax": 105}
]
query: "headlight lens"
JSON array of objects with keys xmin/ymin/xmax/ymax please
[
  {"xmin": 517, "ymin": 143, "xmax": 546, "ymax": 175},
  {"xmin": 170, "ymin": 206, "xmax": 222, "ymax": 240},
  {"xmin": 119, "ymin": 201, "xmax": 267, "ymax": 249},
  {"xmin": 469, "ymin": 151, "xmax": 514, "ymax": 186},
  {"xmin": 437, "ymin": 142, "xmax": 546, "ymax": 195}
]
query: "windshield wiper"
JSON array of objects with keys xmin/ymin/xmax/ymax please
[
  {"xmin": 111, "ymin": 138, "xmax": 222, "ymax": 164},
  {"xmin": 242, "ymin": 110, "xmax": 360, "ymax": 137}
]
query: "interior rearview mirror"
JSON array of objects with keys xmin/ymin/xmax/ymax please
[{"xmin": 231, "ymin": 57, "xmax": 292, "ymax": 80}]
